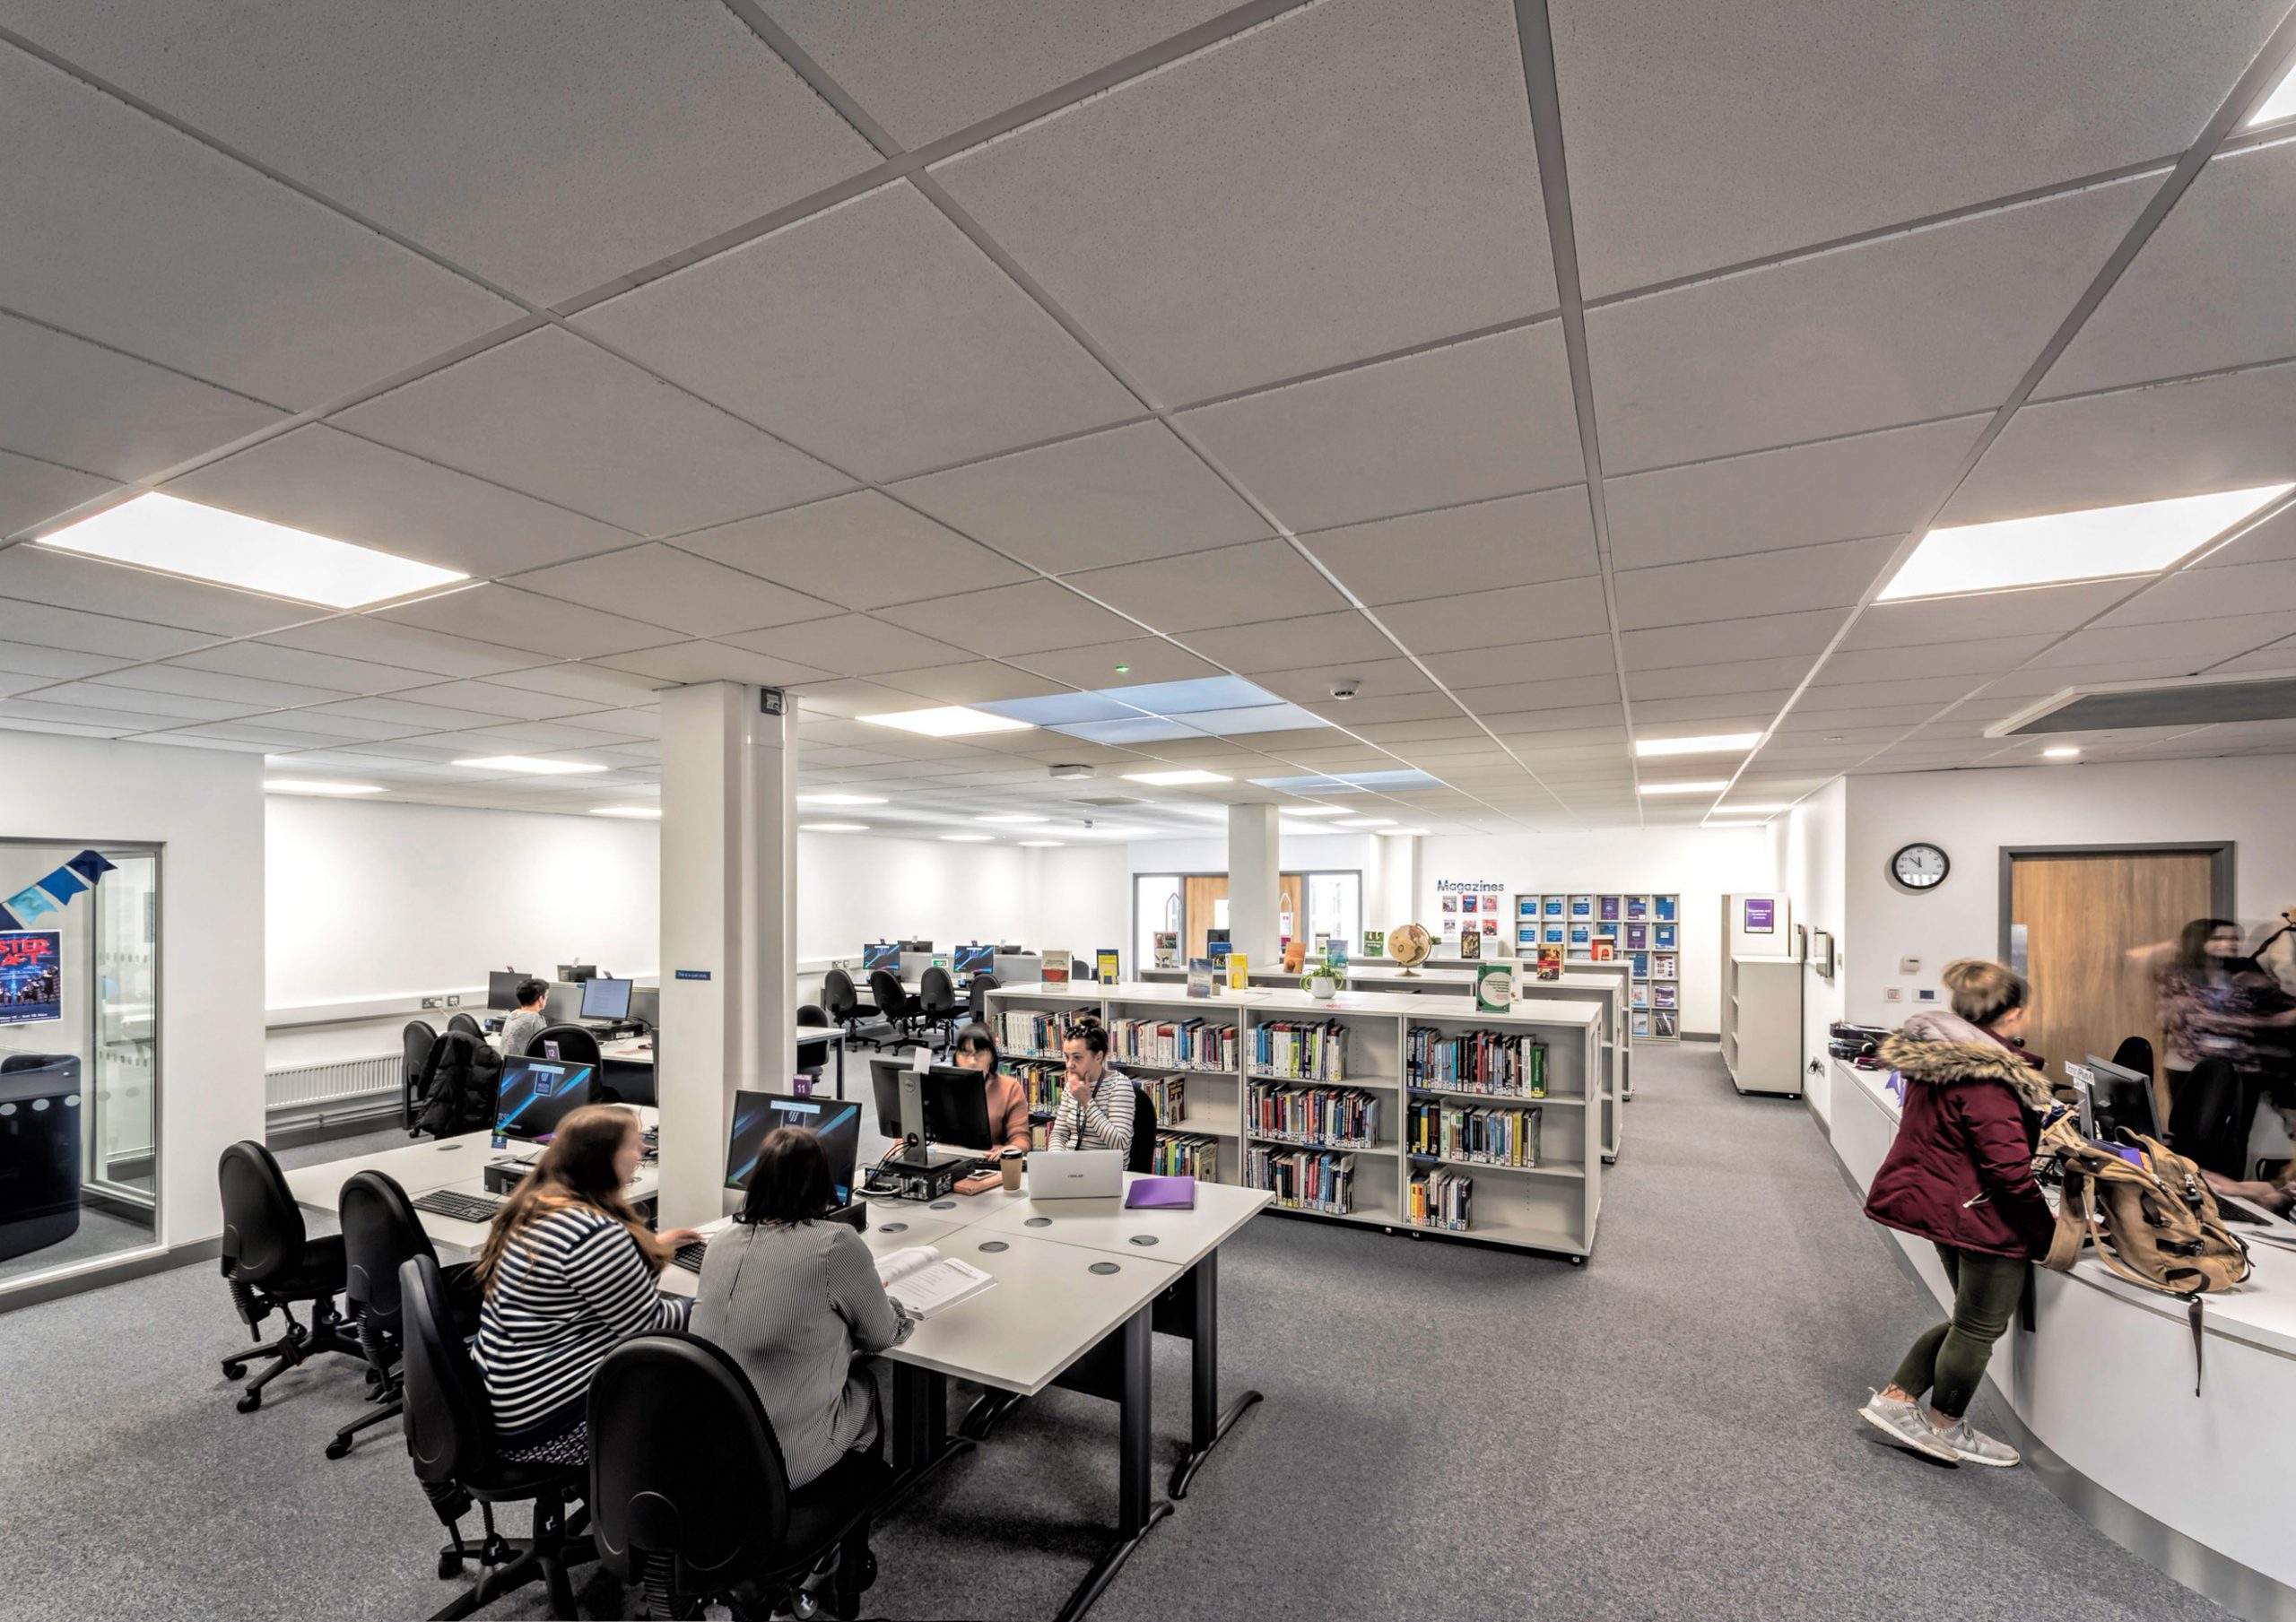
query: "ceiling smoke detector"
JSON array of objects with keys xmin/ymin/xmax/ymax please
[{"xmin": 1048, "ymin": 764, "xmax": 1095, "ymax": 780}]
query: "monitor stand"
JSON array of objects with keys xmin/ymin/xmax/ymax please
[{"xmin": 892, "ymin": 1067, "xmax": 970, "ymax": 1177}]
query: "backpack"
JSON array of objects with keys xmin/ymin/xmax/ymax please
[
  {"xmin": 2039, "ymin": 1117, "xmax": 2251, "ymax": 1393},
  {"xmin": 413, "ymin": 1031, "xmax": 502, "ymax": 1140}
]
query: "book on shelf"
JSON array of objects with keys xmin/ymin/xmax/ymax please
[
  {"xmin": 993, "ymin": 1010, "xmax": 1075, "ymax": 1058},
  {"xmin": 1248, "ymin": 1018, "xmax": 1350, "ymax": 1082},
  {"xmin": 1653, "ymin": 984, "xmax": 1677, "ymax": 1009},
  {"xmin": 1247, "ymin": 1145, "xmax": 1355, "ymax": 1214},
  {"xmin": 1040, "ymin": 949, "xmax": 1072, "ymax": 986},
  {"xmin": 1225, "ymin": 951, "xmax": 1249, "ymax": 990},
  {"xmin": 1409, "ymin": 1166, "xmax": 1473, "ymax": 1231},
  {"xmin": 1653, "ymin": 1010, "xmax": 1678, "ymax": 1038},
  {"xmin": 1588, "ymin": 938, "xmax": 1613, "ymax": 961},
  {"xmin": 1625, "ymin": 923, "xmax": 1647, "ymax": 951},
  {"xmin": 1153, "ymin": 931, "xmax": 1179, "ymax": 970},
  {"xmin": 1000, "ymin": 1057, "xmax": 1067, "ymax": 1114},
  {"xmin": 1109, "ymin": 1015, "xmax": 1235, "ymax": 1073},
  {"xmin": 1150, "ymin": 1133, "xmax": 1219, "ymax": 1179},
  {"xmin": 876, "ymin": 1247, "xmax": 996, "ymax": 1318},
  {"xmin": 1598, "ymin": 896, "xmax": 1620, "ymax": 922},
  {"xmin": 1361, "ymin": 928, "xmax": 1387, "ymax": 958},
  {"xmin": 1536, "ymin": 945, "xmax": 1563, "ymax": 980},
  {"xmin": 1247, "ymin": 1081, "xmax": 1379, "ymax": 1145},
  {"xmin": 1096, "ymin": 949, "xmax": 1120, "ymax": 985},
  {"xmin": 1631, "ymin": 1010, "xmax": 1650, "ymax": 1038},
  {"xmin": 1139, "ymin": 1071, "xmax": 1187, "ymax": 1123},
  {"xmin": 1457, "ymin": 924, "xmax": 1482, "ymax": 961},
  {"xmin": 1655, "ymin": 896, "xmax": 1677, "ymax": 922},
  {"xmin": 1544, "ymin": 897, "xmax": 1564, "ymax": 918},
  {"xmin": 1626, "ymin": 896, "xmax": 1648, "ymax": 921},
  {"xmin": 1207, "ymin": 937, "xmax": 1231, "ymax": 967},
  {"xmin": 1187, "ymin": 958, "xmax": 1214, "ymax": 999},
  {"xmin": 1474, "ymin": 960, "xmax": 1515, "ymax": 1010},
  {"xmin": 1408, "ymin": 1101, "xmax": 1542, "ymax": 1167},
  {"xmin": 1407, "ymin": 1026, "xmax": 1546, "ymax": 1097},
  {"xmin": 1653, "ymin": 924, "xmax": 1677, "ymax": 950},
  {"xmin": 1653, "ymin": 952, "xmax": 1677, "ymax": 979}
]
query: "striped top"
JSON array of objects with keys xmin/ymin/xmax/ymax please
[
  {"xmin": 1048, "ymin": 1065, "xmax": 1136, "ymax": 1154},
  {"xmin": 474, "ymin": 1204, "xmax": 690, "ymax": 1439}
]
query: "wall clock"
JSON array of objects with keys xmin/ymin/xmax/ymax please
[{"xmin": 1891, "ymin": 842, "xmax": 1949, "ymax": 891}]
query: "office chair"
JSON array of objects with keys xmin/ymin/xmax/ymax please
[
  {"xmin": 796, "ymin": 1003, "xmax": 830, "ymax": 1076},
  {"xmin": 403, "ymin": 1020, "xmax": 439, "ymax": 1131},
  {"xmin": 588, "ymin": 1332, "xmax": 887, "ymax": 1621},
  {"xmin": 0, "ymin": 1053, "xmax": 57, "ymax": 1071},
  {"xmin": 917, "ymin": 966, "xmax": 961, "ymax": 1051},
  {"xmin": 2111, "ymin": 1036, "xmax": 2156, "ymax": 1080},
  {"xmin": 447, "ymin": 1011, "xmax": 484, "ymax": 1042},
  {"xmin": 331, "ymin": 1171, "xmax": 477, "ymax": 1462},
  {"xmin": 526, "ymin": 1024, "xmax": 603, "ymax": 1068},
  {"xmin": 400, "ymin": 1253, "xmax": 594, "ymax": 1619},
  {"xmin": 868, "ymin": 967, "xmax": 922, "ymax": 1045},
  {"xmin": 1127, "ymin": 1082, "xmax": 1160, "ymax": 1175},
  {"xmin": 216, "ymin": 1141, "xmax": 361, "ymax": 1413},
  {"xmin": 822, "ymin": 968, "xmax": 880, "ymax": 1049},
  {"xmin": 966, "ymin": 972, "xmax": 999, "ymax": 1026}
]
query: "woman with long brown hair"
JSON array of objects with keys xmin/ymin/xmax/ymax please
[{"xmin": 472, "ymin": 1105, "xmax": 702, "ymax": 1464}]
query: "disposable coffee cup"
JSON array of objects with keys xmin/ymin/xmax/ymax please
[{"xmin": 1000, "ymin": 1149, "xmax": 1024, "ymax": 1191}]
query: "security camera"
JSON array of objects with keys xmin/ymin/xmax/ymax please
[{"xmin": 1330, "ymin": 678, "xmax": 1361, "ymax": 700}]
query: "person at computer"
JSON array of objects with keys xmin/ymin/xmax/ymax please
[
  {"xmin": 950, "ymin": 1022, "xmax": 1031, "ymax": 1153},
  {"xmin": 1051, "ymin": 1016, "xmax": 1135, "ymax": 1152},
  {"xmin": 472, "ymin": 1106, "xmax": 705, "ymax": 1464},
  {"xmin": 499, "ymin": 976, "xmax": 549, "ymax": 1059},
  {"xmin": 691, "ymin": 1126, "xmax": 912, "ymax": 1488}
]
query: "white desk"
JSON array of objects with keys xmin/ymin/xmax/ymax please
[{"xmin": 489, "ymin": 1024, "xmax": 848, "ymax": 1096}]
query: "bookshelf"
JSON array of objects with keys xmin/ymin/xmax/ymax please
[
  {"xmin": 986, "ymin": 982, "xmax": 1605, "ymax": 1262},
  {"xmin": 1511, "ymin": 890, "xmax": 1681, "ymax": 1044},
  {"xmin": 1504, "ymin": 971, "xmax": 1625, "ymax": 1162},
  {"xmin": 1722, "ymin": 953, "xmax": 1804, "ymax": 1098}
]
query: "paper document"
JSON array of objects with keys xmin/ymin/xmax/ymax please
[{"xmin": 876, "ymin": 1245, "xmax": 997, "ymax": 1318}]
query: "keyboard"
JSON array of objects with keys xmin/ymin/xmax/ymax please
[
  {"xmin": 413, "ymin": 1189, "xmax": 505, "ymax": 1224},
  {"xmin": 670, "ymin": 1240, "xmax": 709, "ymax": 1274}
]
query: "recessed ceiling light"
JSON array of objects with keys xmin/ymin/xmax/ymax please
[
  {"xmin": 1280, "ymin": 805, "xmax": 1352, "ymax": 817},
  {"xmin": 264, "ymin": 779, "xmax": 386, "ymax": 795},
  {"xmin": 1113, "ymin": 664, "xmax": 1131, "ymax": 673},
  {"xmin": 1017, "ymin": 840, "xmax": 1065, "ymax": 848},
  {"xmin": 800, "ymin": 821, "xmax": 869, "ymax": 832},
  {"xmin": 2250, "ymin": 61, "xmax": 2296, "ymax": 126},
  {"xmin": 796, "ymin": 793, "xmax": 889, "ymax": 806},
  {"xmin": 1879, "ymin": 485, "xmax": 2293, "ymax": 600},
  {"xmin": 942, "ymin": 833, "xmax": 994, "ymax": 842},
  {"xmin": 1334, "ymin": 818, "xmax": 1395, "ymax": 827},
  {"xmin": 976, "ymin": 814, "xmax": 1048, "ymax": 824},
  {"xmin": 858, "ymin": 706, "xmax": 1035, "ymax": 738},
  {"xmin": 453, "ymin": 755, "xmax": 608, "ymax": 775},
  {"xmin": 1638, "ymin": 781, "xmax": 1729, "ymax": 795},
  {"xmin": 1120, "ymin": 768, "xmax": 1233, "ymax": 786},
  {"xmin": 1635, "ymin": 733, "xmax": 1762, "ymax": 757},
  {"xmin": 589, "ymin": 806, "xmax": 663, "ymax": 819},
  {"xmin": 1714, "ymin": 802, "xmax": 1788, "ymax": 814},
  {"xmin": 37, "ymin": 491, "xmax": 465, "ymax": 608},
  {"xmin": 2042, "ymin": 746, "xmax": 2082, "ymax": 759}
]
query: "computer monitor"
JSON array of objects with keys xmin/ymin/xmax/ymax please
[
  {"xmin": 629, "ymin": 986, "xmax": 659, "ymax": 1028},
  {"xmin": 558, "ymin": 963, "xmax": 599, "ymax": 984},
  {"xmin": 495, "ymin": 1056, "xmax": 598, "ymax": 1144},
  {"xmin": 2083, "ymin": 1054, "xmax": 2161, "ymax": 1141},
  {"xmin": 954, "ymin": 942, "xmax": 994, "ymax": 977},
  {"xmin": 900, "ymin": 939, "xmax": 933, "ymax": 954},
  {"xmin": 487, "ymin": 970, "xmax": 533, "ymax": 1013},
  {"xmin": 861, "ymin": 942, "xmax": 900, "ymax": 973},
  {"xmin": 867, "ymin": 1058, "xmax": 994, "ymax": 1158},
  {"xmin": 579, "ymin": 976, "xmax": 632, "ymax": 1021},
  {"xmin": 996, "ymin": 944, "xmax": 1025, "ymax": 955},
  {"xmin": 724, "ymin": 1089, "xmax": 863, "ymax": 1205}
]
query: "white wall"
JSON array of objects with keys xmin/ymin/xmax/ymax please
[
  {"xmin": 1031, "ymin": 843, "xmax": 1129, "ymax": 965},
  {"xmin": 1418, "ymin": 828, "xmax": 1777, "ymax": 1034},
  {"xmin": 1778, "ymin": 777, "xmax": 1847, "ymax": 1122},
  {"xmin": 1, "ymin": 733, "xmax": 264, "ymax": 1256},
  {"xmin": 1843, "ymin": 757, "xmax": 2296, "ymax": 1031},
  {"xmin": 795, "ymin": 831, "xmax": 1033, "ymax": 964}
]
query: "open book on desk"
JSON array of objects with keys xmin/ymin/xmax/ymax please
[{"xmin": 877, "ymin": 1246, "xmax": 996, "ymax": 1318}]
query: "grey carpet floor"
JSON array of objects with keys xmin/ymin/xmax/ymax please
[
  {"xmin": 0, "ymin": 1044, "xmax": 2232, "ymax": 1621},
  {"xmin": 0, "ymin": 1204, "xmax": 154, "ymax": 1288}
]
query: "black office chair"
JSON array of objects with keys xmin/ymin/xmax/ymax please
[
  {"xmin": 869, "ymin": 967, "xmax": 922, "ymax": 1045},
  {"xmin": 822, "ymin": 968, "xmax": 880, "ymax": 1049},
  {"xmin": 403, "ymin": 1020, "xmax": 439, "ymax": 1131},
  {"xmin": 2111, "ymin": 1036, "xmax": 2156, "ymax": 1080},
  {"xmin": 2166, "ymin": 1056, "xmax": 2248, "ymax": 1178},
  {"xmin": 966, "ymin": 972, "xmax": 999, "ymax": 1025},
  {"xmin": 917, "ymin": 966, "xmax": 961, "ymax": 1051},
  {"xmin": 1127, "ymin": 1082, "xmax": 1160, "ymax": 1175},
  {"xmin": 588, "ymin": 1332, "xmax": 887, "ymax": 1620},
  {"xmin": 447, "ymin": 1011, "xmax": 484, "ymax": 1042},
  {"xmin": 330, "ymin": 1171, "xmax": 478, "ymax": 1462},
  {"xmin": 400, "ymin": 1253, "xmax": 594, "ymax": 1618},
  {"xmin": 527, "ymin": 1023, "xmax": 603, "ymax": 1067},
  {"xmin": 797, "ymin": 1003, "xmax": 830, "ymax": 1076},
  {"xmin": 216, "ymin": 1141, "xmax": 361, "ymax": 1413},
  {"xmin": 0, "ymin": 1053, "xmax": 57, "ymax": 1072}
]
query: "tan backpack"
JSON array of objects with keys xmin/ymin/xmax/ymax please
[{"xmin": 2039, "ymin": 1119, "xmax": 2252, "ymax": 1393}]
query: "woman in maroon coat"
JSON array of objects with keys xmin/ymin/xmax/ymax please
[{"xmin": 1857, "ymin": 959, "xmax": 2055, "ymax": 1469}]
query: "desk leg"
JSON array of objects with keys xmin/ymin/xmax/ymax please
[
  {"xmin": 1170, "ymin": 1249, "xmax": 1262, "ymax": 1499},
  {"xmin": 834, "ymin": 1038, "xmax": 846, "ymax": 1101},
  {"xmin": 886, "ymin": 1360, "xmax": 970, "ymax": 1509},
  {"xmin": 1055, "ymin": 1306, "xmax": 1171, "ymax": 1622}
]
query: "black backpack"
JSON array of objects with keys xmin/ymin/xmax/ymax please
[{"xmin": 413, "ymin": 1032, "xmax": 501, "ymax": 1139}]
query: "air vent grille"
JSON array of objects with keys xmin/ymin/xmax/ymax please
[{"xmin": 2005, "ymin": 675, "xmax": 2296, "ymax": 734}]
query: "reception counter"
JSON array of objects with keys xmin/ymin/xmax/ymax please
[{"xmin": 1829, "ymin": 1058, "xmax": 2296, "ymax": 1620}]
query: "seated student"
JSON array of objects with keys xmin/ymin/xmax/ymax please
[
  {"xmin": 473, "ymin": 1106, "xmax": 702, "ymax": 1464},
  {"xmin": 691, "ymin": 1126, "xmax": 913, "ymax": 1488},
  {"xmin": 1048, "ymin": 1015, "xmax": 1135, "ymax": 1153},
  {"xmin": 950, "ymin": 1022, "xmax": 1031, "ymax": 1152},
  {"xmin": 500, "ymin": 976, "xmax": 550, "ymax": 1058}
]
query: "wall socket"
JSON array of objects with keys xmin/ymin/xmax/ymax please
[
  {"xmin": 1883, "ymin": 985, "xmax": 1903, "ymax": 1002},
  {"xmin": 446, "ymin": 994, "xmax": 461, "ymax": 1007},
  {"xmin": 421, "ymin": 996, "xmax": 441, "ymax": 1010}
]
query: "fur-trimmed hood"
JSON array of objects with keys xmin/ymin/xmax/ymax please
[{"xmin": 1880, "ymin": 1010, "xmax": 2054, "ymax": 1110}]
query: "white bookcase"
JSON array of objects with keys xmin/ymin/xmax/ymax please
[
  {"xmin": 1722, "ymin": 955, "xmax": 1804, "ymax": 1098},
  {"xmin": 986, "ymin": 982, "xmax": 1606, "ymax": 1262},
  {"xmin": 1511, "ymin": 890, "xmax": 1682, "ymax": 1043}
]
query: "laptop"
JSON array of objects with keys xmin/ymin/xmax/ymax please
[{"xmin": 1026, "ymin": 1148, "xmax": 1124, "ymax": 1200}]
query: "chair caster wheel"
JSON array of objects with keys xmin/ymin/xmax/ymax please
[
  {"xmin": 222, "ymin": 1360, "xmax": 248, "ymax": 1382},
  {"xmin": 325, "ymin": 1436, "xmax": 352, "ymax": 1460},
  {"xmin": 437, "ymin": 1551, "xmax": 461, "ymax": 1580},
  {"xmin": 851, "ymin": 1550, "xmax": 876, "ymax": 1592},
  {"xmin": 237, "ymin": 1391, "xmax": 263, "ymax": 1413}
]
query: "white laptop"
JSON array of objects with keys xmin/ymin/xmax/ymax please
[{"xmin": 1027, "ymin": 1149, "xmax": 1123, "ymax": 1200}]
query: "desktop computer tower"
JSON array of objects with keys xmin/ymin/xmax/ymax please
[{"xmin": 0, "ymin": 1055, "xmax": 82, "ymax": 1263}]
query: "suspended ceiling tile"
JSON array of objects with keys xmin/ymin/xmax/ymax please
[
  {"xmin": 1011, "ymin": 638, "xmax": 1222, "ymax": 690},
  {"xmin": 0, "ymin": 544, "xmax": 328, "ymax": 637},
  {"xmin": 93, "ymin": 663, "xmax": 348, "ymax": 710},
  {"xmin": 1613, "ymin": 536, "xmax": 1898, "ymax": 631},
  {"xmin": 1178, "ymin": 325, "xmax": 1580, "ymax": 533},
  {"xmin": 681, "ymin": 490, "xmax": 1033, "ymax": 610},
  {"xmin": 1057, "ymin": 539, "xmax": 1347, "ymax": 636},
  {"xmin": 0, "ymin": 43, "xmax": 516, "ymax": 410},
  {"xmin": 1819, "ymin": 632, "xmax": 2061, "ymax": 684},
  {"xmin": 480, "ymin": 662, "xmax": 669, "ymax": 707},
  {"xmin": 1548, "ymin": 0, "xmax": 2280, "ymax": 295},
  {"xmin": 1840, "ymin": 580, "xmax": 2128, "ymax": 650},
  {"xmin": 0, "ymin": 597, "xmax": 214, "ymax": 661},
  {"xmin": 1248, "ymin": 655, "xmax": 1434, "ymax": 704},
  {"xmin": 719, "ymin": 613, "xmax": 971, "ymax": 678},
  {"xmin": 891, "ymin": 421, "xmax": 1268, "ymax": 574},
  {"xmin": 509, "ymin": 542, "xmax": 837, "ymax": 639},
  {"xmin": 1620, "ymin": 608, "xmax": 1847, "ymax": 672},
  {"xmin": 1419, "ymin": 633, "xmax": 1617, "ymax": 687},
  {"xmin": 575, "ymin": 181, "xmax": 1138, "ymax": 481},
  {"xmin": 0, "ymin": 450, "xmax": 117, "ymax": 540},
  {"xmin": 31, "ymin": 681, "xmax": 253, "ymax": 723},
  {"xmin": 595, "ymin": 640, "xmax": 834, "ymax": 688},
  {"xmin": 261, "ymin": 617, "xmax": 542, "ymax": 678},
  {"xmin": 1, "ymin": 0, "xmax": 879, "ymax": 306},
  {"xmin": 1178, "ymin": 611, "xmax": 1400, "ymax": 675},
  {"xmin": 876, "ymin": 579, "xmax": 1144, "ymax": 658},
  {"xmin": 169, "ymin": 638, "xmax": 435, "ymax": 696},
  {"xmin": 377, "ymin": 583, "xmax": 674, "ymax": 658},
  {"xmin": 2193, "ymin": 504, "xmax": 2296, "ymax": 570},
  {"xmin": 384, "ymin": 678, "xmax": 606, "ymax": 723},
  {"xmin": 1300, "ymin": 486, "xmax": 1598, "ymax": 603},
  {"xmin": 933, "ymin": 0, "xmax": 1554, "ymax": 403},
  {"xmin": 1587, "ymin": 176, "xmax": 2151, "ymax": 473},
  {"xmin": 1377, "ymin": 576, "xmax": 1608, "ymax": 652},
  {"xmin": 870, "ymin": 662, "xmax": 1074, "ymax": 707},
  {"xmin": 0, "ymin": 638, "xmax": 123, "ymax": 681}
]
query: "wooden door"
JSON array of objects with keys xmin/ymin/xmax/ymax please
[
  {"xmin": 1183, "ymin": 875, "xmax": 1227, "ymax": 961},
  {"xmin": 2008, "ymin": 850, "xmax": 2214, "ymax": 1119}
]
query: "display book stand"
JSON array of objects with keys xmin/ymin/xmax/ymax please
[
  {"xmin": 1720, "ymin": 913, "xmax": 1804, "ymax": 1099},
  {"xmin": 986, "ymin": 982, "xmax": 1605, "ymax": 1262},
  {"xmin": 1511, "ymin": 890, "xmax": 1683, "ymax": 1043}
]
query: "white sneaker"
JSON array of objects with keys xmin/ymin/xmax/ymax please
[
  {"xmin": 1931, "ymin": 1418, "xmax": 2021, "ymax": 1468},
  {"xmin": 1857, "ymin": 1390, "xmax": 1959, "ymax": 1464}
]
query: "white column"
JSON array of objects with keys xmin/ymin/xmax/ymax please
[
  {"xmin": 657, "ymin": 682, "xmax": 795, "ymax": 1228},
  {"xmin": 1227, "ymin": 803, "xmax": 1280, "ymax": 965}
]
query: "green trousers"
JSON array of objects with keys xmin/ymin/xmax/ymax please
[{"xmin": 1889, "ymin": 1244, "xmax": 2027, "ymax": 1419}]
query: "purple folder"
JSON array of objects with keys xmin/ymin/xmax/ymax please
[{"xmin": 1125, "ymin": 1175, "xmax": 1196, "ymax": 1210}]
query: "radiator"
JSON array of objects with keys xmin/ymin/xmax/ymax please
[{"xmin": 265, "ymin": 1053, "xmax": 400, "ymax": 1119}]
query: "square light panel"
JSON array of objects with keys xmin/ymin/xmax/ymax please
[
  {"xmin": 38, "ymin": 492, "xmax": 465, "ymax": 608},
  {"xmin": 1121, "ymin": 768, "xmax": 1232, "ymax": 786},
  {"xmin": 1635, "ymin": 733, "xmax": 1762, "ymax": 757},
  {"xmin": 265, "ymin": 779, "xmax": 385, "ymax": 795},
  {"xmin": 453, "ymin": 755, "xmax": 607, "ymax": 774},
  {"xmin": 858, "ymin": 706, "xmax": 1036, "ymax": 737},
  {"xmin": 1638, "ymin": 780, "xmax": 1728, "ymax": 795},
  {"xmin": 2251, "ymin": 61, "xmax": 2296, "ymax": 126},
  {"xmin": 1879, "ymin": 485, "xmax": 2292, "ymax": 601}
]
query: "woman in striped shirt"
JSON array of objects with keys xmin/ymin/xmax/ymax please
[
  {"xmin": 472, "ymin": 1106, "xmax": 702, "ymax": 1464},
  {"xmin": 1050, "ymin": 1016, "xmax": 1135, "ymax": 1152}
]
